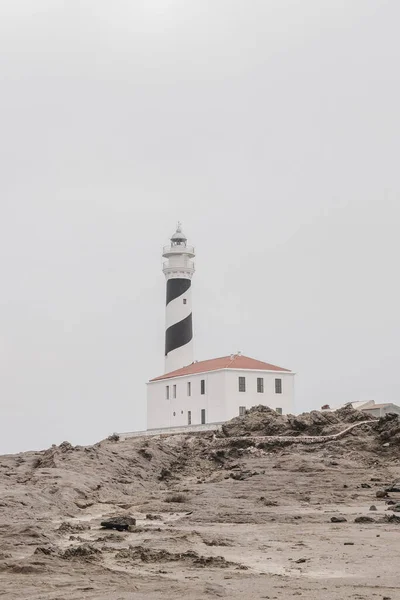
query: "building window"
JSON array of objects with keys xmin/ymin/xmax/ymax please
[
  {"xmin": 173, "ymin": 384, "xmax": 177, "ymax": 399},
  {"xmin": 187, "ymin": 381, "xmax": 191, "ymax": 396},
  {"xmin": 239, "ymin": 406, "xmax": 246, "ymax": 417},
  {"xmin": 166, "ymin": 385, "xmax": 170, "ymax": 400},
  {"xmin": 201, "ymin": 409, "xmax": 206, "ymax": 424},
  {"xmin": 257, "ymin": 377, "xmax": 264, "ymax": 393},
  {"xmin": 173, "ymin": 411, "xmax": 176, "ymax": 416},
  {"xmin": 183, "ymin": 298, "xmax": 187, "ymax": 304},
  {"xmin": 238, "ymin": 376, "xmax": 246, "ymax": 392},
  {"xmin": 200, "ymin": 379, "xmax": 205, "ymax": 395},
  {"xmin": 275, "ymin": 378, "xmax": 282, "ymax": 394},
  {"xmin": 276, "ymin": 407, "xmax": 282, "ymax": 415},
  {"xmin": 188, "ymin": 411, "xmax": 192, "ymax": 425}
]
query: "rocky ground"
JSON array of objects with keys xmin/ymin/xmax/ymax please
[{"xmin": 1, "ymin": 406, "xmax": 400, "ymax": 599}]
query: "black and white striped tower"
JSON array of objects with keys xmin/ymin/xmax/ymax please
[{"xmin": 162, "ymin": 223, "xmax": 195, "ymax": 373}]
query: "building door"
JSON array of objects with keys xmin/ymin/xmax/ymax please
[
  {"xmin": 201, "ymin": 409, "xmax": 206, "ymax": 424},
  {"xmin": 187, "ymin": 411, "xmax": 191, "ymax": 425}
]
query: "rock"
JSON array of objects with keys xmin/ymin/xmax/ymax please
[
  {"xmin": 100, "ymin": 516, "xmax": 136, "ymax": 531},
  {"xmin": 204, "ymin": 583, "xmax": 226, "ymax": 597},
  {"xmin": 330, "ymin": 516, "xmax": 347, "ymax": 523},
  {"xmin": 376, "ymin": 490, "xmax": 388, "ymax": 498},
  {"xmin": 383, "ymin": 442, "xmax": 390, "ymax": 447},
  {"xmin": 369, "ymin": 505, "xmax": 377, "ymax": 511},
  {"xmin": 383, "ymin": 514, "xmax": 400, "ymax": 523},
  {"xmin": 159, "ymin": 468, "xmax": 172, "ymax": 481},
  {"xmin": 229, "ymin": 471, "xmax": 253, "ymax": 481},
  {"xmin": 58, "ymin": 522, "xmax": 90, "ymax": 533},
  {"xmin": 61, "ymin": 544, "xmax": 101, "ymax": 559},
  {"xmin": 361, "ymin": 483, "xmax": 371, "ymax": 489},
  {"xmin": 344, "ymin": 542, "xmax": 354, "ymax": 545},
  {"xmin": 138, "ymin": 448, "xmax": 153, "ymax": 461},
  {"xmin": 221, "ymin": 404, "xmax": 374, "ymax": 438},
  {"xmin": 75, "ymin": 500, "xmax": 94, "ymax": 510},
  {"xmin": 388, "ymin": 504, "xmax": 400, "ymax": 512},
  {"xmin": 34, "ymin": 546, "xmax": 55, "ymax": 555},
  {"xmin": 294, "ymin": 558, "xmax": 307, "ymax": 564},
  {"xmin": 354, "ymin": 516, "xmax": 376, "ymax": 523},
  {"xmin": 386, "ymin": 483, "xmax": 400, "ymax": 493},
  {"xmin": 145, "ymin": 514, "xmax": 161, "ymax": 520}
]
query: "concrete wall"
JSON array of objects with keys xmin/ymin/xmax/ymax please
[
  {"xmin": 120, "ymin": 422, "xmax": 222, "ymax": 440},
  {"xmin": 146, "ymin": 369, "xmax": 295, "ymax": 430}
]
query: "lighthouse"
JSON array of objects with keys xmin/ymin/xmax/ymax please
[{"xmin": 162, "ymin": 223, "xmax": 195, "ymax": 373}]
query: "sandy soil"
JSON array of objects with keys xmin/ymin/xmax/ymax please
[{"xmin": 1, "ymin": 407, "xmax": 400, "ymax": 599}]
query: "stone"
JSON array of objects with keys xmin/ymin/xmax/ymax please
[
  {"xmin": 361, "ymin": 483, "xmax": 371, "ymax": 489},
  {"xmin": 369, "ymin": 505, "xmax": 377, "ymax": 511},
  {"xmin": 158, "ymin": 468, "xmax": 172, "ymax": 481},
  {"xmin": 354, "ymin": 516, "xmax": 375, "ymax": 523},
  {"xmin": 376, "ymin": 490, "xmax": 388, "ymax": 499},
  {"xmin": 61, "ymin": 544, "xmax": 101, "ymax": 559},
  {"xmin": 386, "ymin": 483, "xmax": 400, "ymax": 493},
  {"xmin": 330, "ymin": 516, "xmax": 347, "ymax": 523},
  {"xmin": 100, "ymin": 516, "xmax": 136, "ymax": 531},
  {"xmin": 383, "ymin": 514, "xmax": 400, "ymax": 523}
]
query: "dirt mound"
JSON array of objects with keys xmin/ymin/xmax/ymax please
[
  {"xmin": 61, "ymin": 544, "xmax": 101, "ymax": 560},
  {"xmin": 34, "ymin": 441, "xmax": 75, "ymax": 469},
  {"xmin": 58, "ymin": 522, "xmax": 90, "ymax": 534},
  {"xmin": 221, "ymin": 405, "xmax": 375, "ymax": 438},
  {"xmin": 115, "ymin": 545, "xmax": 238, "ymax": 568}
]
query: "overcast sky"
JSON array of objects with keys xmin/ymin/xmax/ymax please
[{"xmin": 1, "ymin": 0, "xmax": 399, "ymax": 454}]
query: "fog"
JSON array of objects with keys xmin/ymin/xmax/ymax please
[{"xmin": 1, "ymin": 0, "xmax": 399, "ymax": 453}]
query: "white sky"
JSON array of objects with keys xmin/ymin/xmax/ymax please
[{"xmin": 1, "ymin": 1, "xmax": 399, "ymax": 453}]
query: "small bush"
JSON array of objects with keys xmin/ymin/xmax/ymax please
[{"xmin": 164, "ymin": 493, "xmax": 188, "ymax": 503}]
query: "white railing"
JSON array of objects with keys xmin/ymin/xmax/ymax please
[{"xmin": 163, "ymin": 245, "xmax": 195, "ymax": 255}]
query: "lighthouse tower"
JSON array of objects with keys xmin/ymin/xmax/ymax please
[{"xmin": 162, "ymin": 223, "xmax": 195, "ymax": 373}]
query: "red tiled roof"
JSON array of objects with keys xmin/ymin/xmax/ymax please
[{"xmin": 150, "ymin": 355, "xmax": 291, "ymax": 382}]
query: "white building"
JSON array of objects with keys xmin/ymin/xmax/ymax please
[
  {"xmin": 330, "ymin": 400, "xmax": 400, "ymax": 418},
  {"xmin": 146, "ymin": 225, "xmax": 295, "ymax": 431},
  {"xmin": 147, "ymin": 354, "xmax": 295, "ymax": 430}
]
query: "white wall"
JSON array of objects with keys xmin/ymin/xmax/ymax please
[
  {"xmin": 147, "ymin": 369, "xmax": 295, "ymax": 430},
  {"xmin": 224, "ymin": 369, "xmax": 294, "ymax": 420}
]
